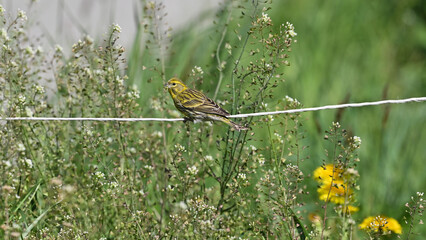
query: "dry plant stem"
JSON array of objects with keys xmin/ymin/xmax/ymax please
[
  {"xmin": 217, "ymin": 1, "xmax": 259, "ymax": 211},
  {"xmin": 154, "ymin": 7, "xmax": 169, "ymax": 232},
  {"xmin": 213, "ymin": 7, "xmax": 232, "ymax": 100},
  {"xmin": 3, "ymin": 191, "xmax": 10, "ymax": 239},
  {"xmin": 20, "ymin": 124, "xmax": 45, "ymax": 180},
  {"xmin": 209, "ymin": 4, "xmax": 232, "ymax": 144},
  {"xmin": 321, "ymin": 127, "xmax": 339, "ymax": 240},
  {"xmin": 266, "ymin": 114, "xmax": 278, "ymax": 162},
  {"xmin": 341, "ymin": 151, "xmax": 352, "ymax": 239},
  {"xmin": 293, "ymin": 123, "xmax": 302, "ymax": 238},
  {"xmin": 123, "ymin": 202, "xmax": 145, "ymax": 238},
  {"xmin": 231, "ymin": 0, "xmax": 258, "ymax": 114},
  {"xmin": 140, "ymin": 1, "xmax": 170, "ymax": 232},
  {"xmin": 219, "ymin": 0, "xmax": 292, "ymax": 211},
  {"xmin": 107, "ymin": 38, "xmax": 128, "ymax": 178},
  {"xmin": 405, "ymin": 193, "xmax": 424, "ymax": 240}
]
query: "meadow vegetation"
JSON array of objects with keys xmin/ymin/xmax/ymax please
[{"xmin": 0, "ymin": 0, "xmax": 425, "ymax": 239}]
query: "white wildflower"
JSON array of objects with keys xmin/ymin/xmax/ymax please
[
  {"xmin": 129, "ymin": 147, "xmax": 136, "ymax": 154},
  {"xmin": 144, "ymin": 165, "xmax": 153, "ymax": 171},
  {"xmin": 17, "ymin": 143, "xmax": 26, "ymax": 152},
  {"xmin": 259, "ymin": 12, "xmax": 271, "ymax": 24},
  {"xmin": 55, "ymin": 44, "xmax": 63, "ymax": 53},
  {"xmin": 285, "ymin": 22, "xmax": 297, "ymax": 38},
  {"xmin": 192, "ymin": 66, "xmax": 204, "ymax": 75},
  {"xmin": 221, "ymin": 62, "xmax": 228, "ymax": 72},
  {"xmin": 112, "ymin": 23, "xmax": 121, "ymax": 33},
  {"xmin": 352, "ymin": 136, "xmax": 362, "ymax": 148},
  {"xmin": 25, "ymin": 158, "xmax": 33, "ymax": 168},
  {"xmin": 25, "ymin": 107, "xmax": 33, "ymax": 117},
  {"xmin": 116, "ymin": 75, "xmax": 124, "ymax": 85},
  {"xmin": 169, "ymin": 110, "xmax": 181, "ymax": 118},
  {"xmin": 17, "ymin": 95, "xmax": 26, "ymax": 104},
  {"xmin": 84, "ymin": 68, "xmax": 92, "ymax": 78},
  {"xmin": 127, "ymin": 90, "xmax": 140, "ymax": 100},
  {"xmin": 152, "ymin": 131, "xmax": 163, "ymax": 138},
  {"xmin": 0, "ymin": 28, "xmax": 8, "ymax": 41},
  {"xmin": 225, "ymin": 43, "xmax": 232, "ymax": 55},
  {"xmin": 9, "ymin": 60, "xmax": 17, "ymax": 68},
  {"xmin": 238, "ymin": 173, "xmax": 246, "ymax": 180},
  {"xmin": 94, "ymin": 171, "xmax": 105, "ymax": 179},
  {"xmin": 3, "ymin": 160, "xmax": 12, "ymax": 168},
  {"xmin": 178, "ymin": 201, "xmax": 187, "ymax": 210},
  {"xmin": 17, "ymin": 9, "xmax": 27, "ymax": 21},
  {"xmin": 288, "ymin": 29, "xmax": 297, "ymax": 37},
  {"xmin": 257, "ymin": 154, "xmax": 265, "ymax": 166},
  {"xmin": 2, "ymin": 44, "xmax": 11, "ymax": 52},
  {"xmin": 34, "ymin": 84, "xmax": 45, "ymax": 94},
  {"xmin": 109, "ymin": 181, "xmax": 119, "ymax": 188},
  {"xmin": 25, "ymin": 46, "xmax": 34, "ymax": 56},
  {"xmin": 174, "ymin": 143, "xmax": 186, "ymax": 152},
  {"xmin": 274, "ymin": 133, "xmax": 284, "ymax": 144},
  {"xmin": 346, "ymin": 168, "xmax": 359, "ymax": 177},
  {"xmin": 85, "ymin": 35, "xmax": 94, "ymax": 44},
  {"xmin": 93, "ymin": 69, "xmax": 104, "ymax": 75},
  {"xmin": 187, "ymin": 165, "xmax": 198, "ymax": 175},
  {"xmin": 84, "ymin": 128, "xmax": 93, "ymax": 137},
  {"xmin": 150, "ymin": 98, "xmax": 161, "ymax": 110},
  {"xmin": 62, "ymin": 185, "xmax": 75, "ymax": 193},
  {"xmin": 285, "ymin": 95, "xmax": 301, "ymax": 105},
  {"xmin": 35, "ymin": 46, "xmax": 43, "ymax": 55}
]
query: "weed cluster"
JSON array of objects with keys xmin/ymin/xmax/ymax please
[{"xmin": 0, "ymin": 1, "xmax": 423, "ymax": 239}]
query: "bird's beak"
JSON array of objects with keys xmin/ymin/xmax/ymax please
[{"xmin": 164, "ymin": 82, "xmax": 168, "ymax": 88}]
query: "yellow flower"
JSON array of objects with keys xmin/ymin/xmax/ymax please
[
  {"xmin": 359, "ymin": 216, "xmax": 402, "ymax": 234},
  {"xmin": 344, "ymin": 205, "xmax": 359, "ymax": 214},
  {"xmin": 308, "ymin": 213, "xmax": 321, "ymax": 223},
  {"xmin": 313, "ymin": 164, "xmax": 345, "ymax": 184},
  {"xmin": 165, "ymin": 78, "xmax": 248, "ymax": 131},
  {"xmin": 317, "ymin": 179, "xmax": 353, "ymax": 204}
]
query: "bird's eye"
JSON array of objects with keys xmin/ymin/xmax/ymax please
[{"xmin": 172, "ymin": 83, "xmax": 176, "ymax": 86}]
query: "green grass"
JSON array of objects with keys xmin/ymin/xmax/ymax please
[{"xmin": 1, "ymin": 0, "xmax": 425, "ymax": 239}]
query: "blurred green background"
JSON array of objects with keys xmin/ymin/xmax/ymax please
[
  {"xmin": 129, "ymin": 0, "xmax": 426, "ymax": 235},
  {"xmin": 271, "ymin": 0, "xmax": 425, "ymax": 223}
]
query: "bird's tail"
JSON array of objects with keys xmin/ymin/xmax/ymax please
[
  {"xmin": 208, "ymin": 114, "xmax": 249, "ymax": 131},
  {"xmin": 222, "ymin": 117, "xmax": 249, "ymax": 131}
]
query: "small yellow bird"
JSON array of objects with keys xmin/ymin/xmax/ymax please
[{"xmin": 165, "ymin": 78, "xmax": 248, "ymax": 131}]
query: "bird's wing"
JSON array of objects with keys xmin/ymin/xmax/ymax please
[
  {"xmin": 194, "ymin": 97, "xmax": 230, "ymax": 116},
  {"xmin": 178, "ymin": 89, "xmax": 230, "ymax": 116},
  {"xmin": 176, "ymin": 89, "xmax": 205, "ymax": 108}
]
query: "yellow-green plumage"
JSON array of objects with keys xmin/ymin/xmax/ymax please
[{"xmin": 165, "ymin": 78, "xmax": 247, "ymax": 131}]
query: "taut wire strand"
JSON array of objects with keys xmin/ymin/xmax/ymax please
[{"xmin": 2, "ymin": 97, "xmax": 425, "ymax": 122}]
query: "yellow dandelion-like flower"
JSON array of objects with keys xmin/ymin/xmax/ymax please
[
  {"xmin": 359, "ymin": 216, "xmax": 402, "ymax": 235},
  {"xmin": 313, "ymin": 164, "xmax": 345, "ymax": 184},
  {"xmin": 344, "ymin": 205, "xmax": 359, "ymax": 214},
  {"xmin": 317, "ymin": 179, "xmax": 353, "ymax": 205}
]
